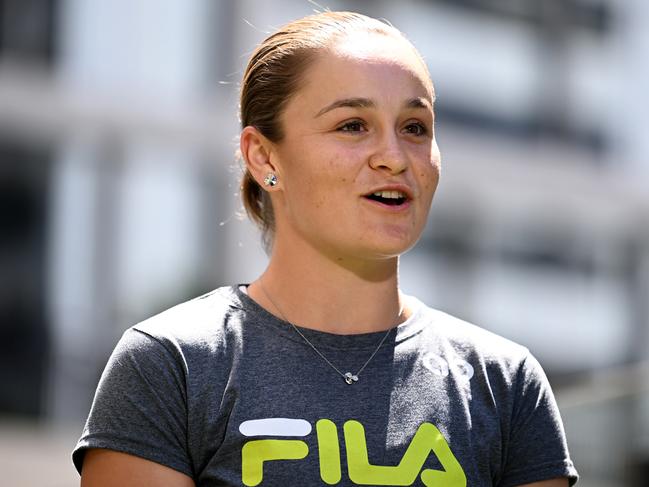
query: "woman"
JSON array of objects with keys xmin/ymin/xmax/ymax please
[{"xmin": 74, "ymin": 11, "xmax": 578, "ymax": 487}]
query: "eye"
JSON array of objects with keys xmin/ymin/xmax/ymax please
[
  {"xmin": 336, "ymin": 120, "xmax": 367, "ymax": 133},
  {"xmin": 402, "ymin": 122, "xmax": 428, "ymax": 136}
]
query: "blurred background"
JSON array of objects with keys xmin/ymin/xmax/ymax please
[{"xmin": 1, "ymin": 0, "xmax": 648, "ymax": 485}]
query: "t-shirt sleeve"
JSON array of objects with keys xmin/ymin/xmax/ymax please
[
  {"xmin": 72, "ymin": 327, "xmax": 192, "ymax": 477},
  {"xmin": 499, "ymin": 352, "xmax": 579, "ymax": 486}
]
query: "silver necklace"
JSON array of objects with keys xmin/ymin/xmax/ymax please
[{"xmin": 258, "ymin": 280, "xmax": 402, "ymax": 385}]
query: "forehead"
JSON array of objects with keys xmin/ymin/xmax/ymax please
[
  {"xmin": 332, "ymin": 31, "xmax": 432, "ymax": 92},
  {"xmin": 291, "ymin": 31, "xmax": 434, "ymax": 108},
  {"xmin": 332, "ymin": 30, "xmax": 424, "ymax": 67}
]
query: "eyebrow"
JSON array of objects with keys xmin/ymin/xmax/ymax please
[
  {"xmin": 408, "ymin": 96, "xmax": 435, "ymax": 110},
  {"xmin": 314, "ymin": 96, "xmax": 435, "ymax": 118},
  {"xmin": 315, "ymin": 97, "xmax": 374, "ymax": 118}
]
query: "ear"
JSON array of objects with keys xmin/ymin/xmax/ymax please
[{"xmin": 240, "ymin": 126, "xmax": 280, "ymax": 189}]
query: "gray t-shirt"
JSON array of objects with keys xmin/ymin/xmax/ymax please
[{"xmin": 73, "ymin": 286, "xmax": 578, "ymax": 486}]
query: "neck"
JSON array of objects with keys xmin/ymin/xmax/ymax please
[{"xmin": 248, "ymin": 236, "xmax": 407, "ymax": 334}]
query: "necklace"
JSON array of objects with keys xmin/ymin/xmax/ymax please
[{"xmin": 258, "ymin": 280, "xmax": 403, "ymax": 385}]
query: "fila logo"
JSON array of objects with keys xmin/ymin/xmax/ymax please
[{"xmin": 239, "ymin": 418, "xmax": 467, "ymax": 486}]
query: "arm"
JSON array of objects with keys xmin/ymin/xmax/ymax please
[
  {"xmin": 73, "ymin": 330, "xmax": 194, "ymax": 481},
  {"xmin": 502, "ymin": 354, "xmax": 578, "ymax": 486},
  {"xmin": 81, "ymin": 449, "xmax": 195, "ymax": 487},
  {"xmin": 517, "ymin": 479, "xmax": 569, "ymax": 487}
]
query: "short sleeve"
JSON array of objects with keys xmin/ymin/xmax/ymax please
[
  {"xmin": 72, "ymin": 328, "xmax": 192, "ymax": 477},
  {"xmin": 500, "ymin": 353, "xmax": 579, "ymax": 486}
]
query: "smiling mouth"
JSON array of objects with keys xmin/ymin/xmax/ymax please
[{"xmin": 364, "ymin": 190, "xmax": 408, "ymax": 206}]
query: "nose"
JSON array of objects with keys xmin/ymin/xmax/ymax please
[{"xmin": 368, "ymin": 133, "xmax": 408, "ymax": 175}]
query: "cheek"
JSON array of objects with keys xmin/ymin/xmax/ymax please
[
  {"xmin": 307, "ymin": 149, "xmax": 356, "ymax": 186},
  {"xmin": 292, "ymin": 162, "xmax": 342, "ymax": 211},
  {"xmin": 419, "ymin": 160, "xmax": 441, "ymax": 194},
  {"xmin": 428, "ymin": 149, "xmax": 442, "ymax": 181},
  {"xmin": 281, "ymin": 141, "xmax": 361, "ymax": 215}
]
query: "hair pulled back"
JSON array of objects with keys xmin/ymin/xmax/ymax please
[{"xmin": 239, "ymin": 11, "xmax": 411, "ymax": 248}]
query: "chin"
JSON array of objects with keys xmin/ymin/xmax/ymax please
[
  {"xmin": 316, "ymin": 224, "xmax": 423, "ymax": 262},
  {"xmin": 373, "ymin": 227, "xmax": 422, "ymax": 253},
  {"xmin": 358, "ymin": 235, "xmax": 420, "ymax": 260}
]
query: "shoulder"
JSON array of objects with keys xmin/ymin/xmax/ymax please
[
  {"xmin": 416, "ymin": 300, "xmax": 530, "ymax": 361},
  {"xmin": 72, "ymin": 288, "xmax": 247, "ymax": 478},
  {"xmin": 130, "ymin": 285, "xmax": 245, "ymax": 349},
  {"xmin": 409, "ymin": 298, "xmax": 541, "ymax": 384},
  {"xmin": 101, "ymin": 285, "xmax": 254, "ymax": 377}
]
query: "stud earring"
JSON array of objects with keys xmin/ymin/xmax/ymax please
[{"xmin": 263, "ymin": 173, "xmax": 278, "ymax": 187}]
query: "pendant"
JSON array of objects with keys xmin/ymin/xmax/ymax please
[{"xmin": 344, "ymin": 372, "xmax": 359, "ymax": 384}]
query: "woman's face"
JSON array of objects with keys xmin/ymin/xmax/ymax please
[{"xmin": 269, "ymin": 31, "xmax": 441, "ymax": 263}]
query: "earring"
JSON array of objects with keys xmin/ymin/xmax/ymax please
[{"xmin": 263, "ymin": 173, "xmax": 278, "ymax": 187}]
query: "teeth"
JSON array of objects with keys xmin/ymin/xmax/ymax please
[{"xmin": 372, "ymin": 190, "xmax": 406, "ymax": 199}]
